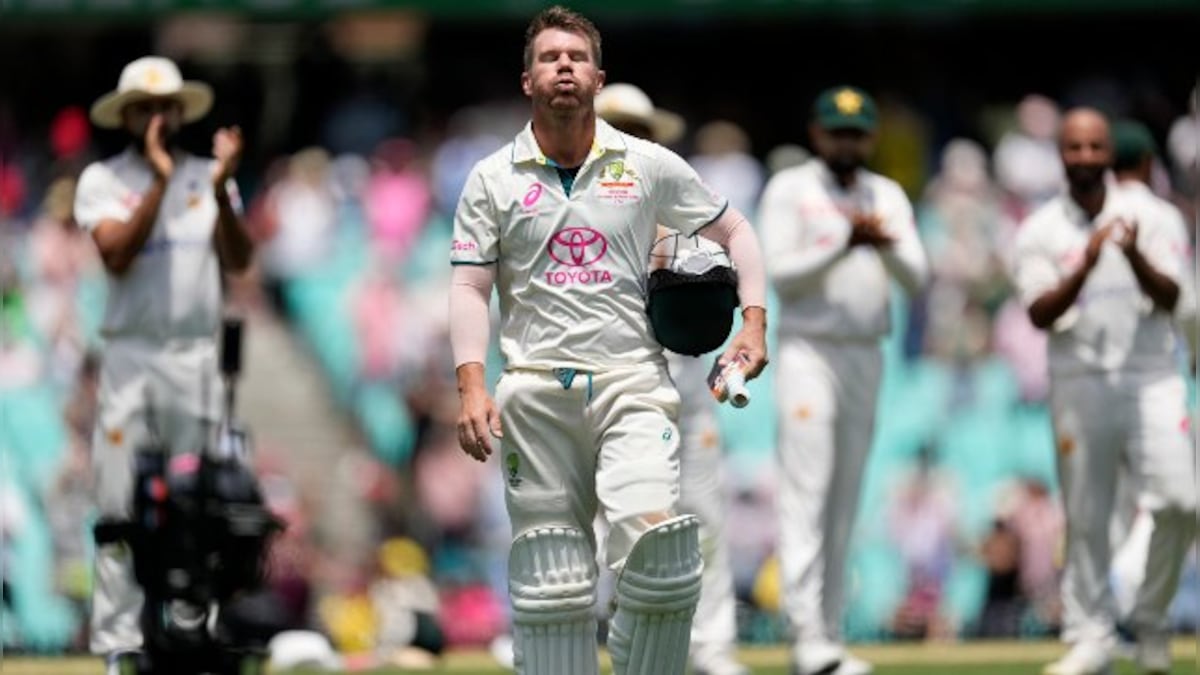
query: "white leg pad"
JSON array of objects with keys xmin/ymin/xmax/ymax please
[
  {"xmin": 509, "ymin": 527, "xmax": 600, "ymax": 675},
  {"xmin": 608, "ymin": 515, "xmax": 704, "ymax": 675}
]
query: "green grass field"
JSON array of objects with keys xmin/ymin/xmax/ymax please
[{"xmin": 3, "ymin": 640, "xmax": 1196, "ymax": 675}]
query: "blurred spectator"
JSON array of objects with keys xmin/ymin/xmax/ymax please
[
  {"xmin": 365, "ymin": 138, "xmax": 432, "ymax": 264},
  {"xmin": 918, "ymin": 139, "xmax": 1009, "ymax": 367},
  {"xmin": 1166, "ymin": 87, "xmax": 1199, "ymax": 229},
  {"xmin": 351, "ymin": 260, "xmax": 405, "ymax": 382},
  {"xmin": 1, "ymin": 482, "xmax": 29, "ymax": 615},
  {"xmin": 0, "ymin": 267, "xmax": 42, "ymax": 390},
  {"xmin": 976, "ymin": 520, "xmax": 1024, "ymax": 638},
  {"xmin": 992, "ymin": 298, "xmax": 1050, "ymax": 403},
  {"xmin": 993, "ymin": 94, "xmax": 1064, "ymax": 217},
  {"xmin": 437, "ymin": 579, "xmax": 506, "ymax": 649},
  {"xmin": 688, "ymin": 120, "xmax": 765, "ymax": 216},
  {"xmin": 765, "ymin": 143, "xmax": 811, "ymax": 177},
  {"xmin": 724, "ymin": 463, "xmax": 779, "ymax": 601},
  {"xmin": 430, "ymin": 107, "xmax": 506, "ymax": 215},
  {"xmin": 995, "ymin": 477, "xmax": 1065, "ymax": 633},
  {"xmin": 0, "ymin": 161, "xmax": 27, "ymax": 223},
  {"xmin": 47, "ymin": 107, "xmax": 95, "ymax": 180},
  {"xmin": 258, "ymin": 148, "xmax": 337, "ymax": 312},
  {"xmin": 43, "ymin": 353, "xmax": 100, "ymax": 648},
  {"xmin": 258, "ymin": 449, "xmax": 318, "ymax": 632},
  {"xmin": 920, "ymin": 139, "xmax": 1006, "ymax": 303},
  {"xmin": 1167, "ymin": 87, "xmax": 1198, "ymax": 180},
  {"xmin": 25, "ymin": 177, "xmax": 99, "ymax": 392},
  {"xmin": 886, "ymin": 450, "xmax": 959, "ymax": 641},
  {"xmin": 412, "ymin": 422, "xmax": 489, "ymax": 538},
  {"xmin": 369, "ymin": 537, "xmax": 443, "ymax": 668}
]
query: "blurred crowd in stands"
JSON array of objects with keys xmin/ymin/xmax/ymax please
[{"xmin": 1, "ymin": 60, "xmax": 1196, "ymax": 667}]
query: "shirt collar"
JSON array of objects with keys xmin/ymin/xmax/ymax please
[
  {"xmin": 1060, "ymin": 185, "xmax": 1118, "ymax": 226},
  {"xmin": 813, "ymin": 158, "xmax": 862, "ymax": 194},
  {"xmin": 511, "ymin": 118, "xmax": 627, "ymax": 166}
]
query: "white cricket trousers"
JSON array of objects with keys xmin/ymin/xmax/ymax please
[
  {"xmin": 1049, "ymin": 369, "xmax": 1197, "ymax": 646},
  {"xmin": 497, "ymin": 364, "xmax": 682, "ymax": 570},
  {"xmin": 775, "ymin": 336, "xmax": 881, "ymax": 654},
  {"xmin": 89, "ymin": 338, "xmax": 222, "ymax": 655},
  {"xmin": 669, "ymin": 352, "xmax": 740, "ymax": 665}
]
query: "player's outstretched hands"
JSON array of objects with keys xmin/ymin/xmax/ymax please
[
  {"xmin": 1084, "ymin": 222, "xmax": 1115, "ymax": 269},
  {"xmin": 457, "ymin": 381, "xmax": 503, "ymax": 462},
  {"xmin": 145, "ymin": 114, "xmax": 174, "ymax": 179},
  {"xmin": 721, "ymin": 307, "xmax": 769, "ymax": 381},
  {"xmin": 212, "ymin": 126, "xmax": 243, "ymax": 186},
  {"xmin": 1110, "ymin": 217, "xmax": 1139, "ymax": 257}
]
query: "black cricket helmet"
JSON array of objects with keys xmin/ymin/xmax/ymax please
[{"xmin": 646, "ymin": 231, "xmax": 740, "ymax": 356}]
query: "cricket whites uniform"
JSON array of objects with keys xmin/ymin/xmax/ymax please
[
  {"xmin": 74, "ymin": 148, "xmax": 236, "ymax": 654},
  {"xmin": 759, "ymin": 159, "xmax": 928, "ymax": 673},
  {"xmin": 1107, "ymin": 179, "xmax": 1195, "ymax": 622},
  {"xmin": 1012, "ymin": 184, "xmax": 1197, "ymax": 663},
  {"xmin": 451, "ymin": 119, "xmax": 727, "ymax": 675},
  {"xmin": 645, "ymin": 227, "xmax": 742, "ymax": 673},
  {"xmin": 668, "ymin": 344, "xmax": 742, "ymax": 672}
]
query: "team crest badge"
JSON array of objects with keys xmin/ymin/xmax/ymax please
[
  {"xmin": 506, "ymin": 453, "xmax": 522, "ymax": 488},
  {"xmin": 834, "ymin": 88, "xmax": 864, "ymax": 115},
  {"xmin": 607, "ymin": 160, "xmax": 625, "ymax": 181}
]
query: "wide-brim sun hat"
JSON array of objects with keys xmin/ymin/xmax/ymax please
[
  {"xmin": 90, "ymin": 56, "xmax": 213, "ymax": 129},
  {"xmin": 596, "ymin": 83, "xmax": 685, "ymax": 145}
]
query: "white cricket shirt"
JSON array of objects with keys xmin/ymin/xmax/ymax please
[
  {"xmin": 75, "ymin": 148, "xmax": 240, "ymax": 342},
  {"xmin": 758, "ymin": 159, "xmax": 928, "ymax": 341},
  {"xmin": 1012, "ymin": 183, "xmax": 1187, "ymax": 376},
  {"xmin": 450, "ymin": 119, "xmax": 728, "ymax": 371}
]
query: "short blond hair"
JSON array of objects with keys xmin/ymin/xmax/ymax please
[{"xmin": 523, "ymin": 5, "xmax": 602, "ymax": 69}]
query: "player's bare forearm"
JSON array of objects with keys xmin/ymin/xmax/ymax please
[
  {"xmin": 1028, "ymin": 264, "xmax": 1090, "ymax": 330},
  {"xmin": 742, "ymin": 305, "xmax": 767, "ymax": 329},
  {"xmin": 456, "ymin": 362, "xmax": 488, "ymax": 396},
  {"xmin": 1126, "ymin": 247, "xmax": 1179, "ymax": 313},
  {"xmin": 213, "ymin": 184, "xmax": 254, "ymax": 273},
  {"xmin": 91, "ymin": 175, "xmax": 169, "ymax": 276},
  {"xmin": 1029, "ymin": 225, "xmax": 1111, "ymax": 329}
]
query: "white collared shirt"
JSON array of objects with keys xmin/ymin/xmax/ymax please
[
  {"xmin": 74, "ymin": 148, "xmax": 240, "ymax": 342},
  {"xmin": 758, "ymin": 159, "xmax": 928, "ymax": 341},
  {"xmin": 451, "ymin": 119, "xmax": 728, "ymax": 371},
  {"xmin": 1012, "ymin": 183, "xmax": 1187, "ymax": 376}
]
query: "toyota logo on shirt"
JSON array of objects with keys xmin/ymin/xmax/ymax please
[{"xmin": 547, "ymin": 227, "xmax": 608, "ymax": 266}]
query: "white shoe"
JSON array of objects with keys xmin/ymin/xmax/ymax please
[
  {"xmin": 489, "ymin": 634, "xmax": 516, "ymax": 670},
  {"xmin": 793, "ymin": 642, "xmax": 845, "ymax": 675},
  {"xmin": 1042, "ymin": 641, "xmax": 1115, "ymax": 675},
  {"xmin": 835, "ymin": 654, "xmax": 874, "ymax": 675},
  {"xmin": 1135, "ymin": 633, "xmax": 1171, "ymax": 674}
]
